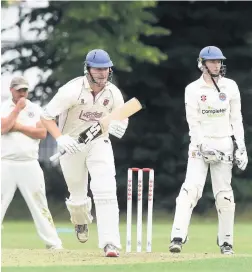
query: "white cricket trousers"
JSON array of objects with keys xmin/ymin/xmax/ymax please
[
  {"xmin": 1, "ymin": 159, "xmax": 62, "ymax": 247},
  {"xmin": 60, "ymin": 137, "xmax": 121, "ymax": 249},
  {"xmin": 171, "ymin": 136, "xmax": 235, "ymax": 244}
]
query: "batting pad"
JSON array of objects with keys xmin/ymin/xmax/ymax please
[
  {"xmin": 171, "ymin": 185, "xmax": 202, "ymax": 243},
  {"xmin": 215, "ymin": 191, "xmax": 235, "ymax": 246},
  {"xmin": 65, "ymin": 197, "xmax": 93, "ymax": 224}
]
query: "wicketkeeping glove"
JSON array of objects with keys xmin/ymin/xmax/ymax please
[
  {"xmin": 56, "ymin": 135, "xmax": 81, "ymax": 155},
  {"xmin": 199, "ymin": 144, "xmax": 223, "ymax": 164},
  {"xmin": 234, "ymin": 148, "xmax": 248, "ymax": 171},
  {"xmin": 108, "ymin": 120, "xmax": 128, "ymax": 139}
]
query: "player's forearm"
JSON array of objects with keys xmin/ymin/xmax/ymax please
[
  {"xmin": 186, "ymin": 108, "xmax": 203, "ymax": 146},
  {"xmin": 16, "ymin": 125, "xmax": 47, "ymax": 139},
  {"xmin": 232, "ymin": 120, "xmax": 245, "ymax": 149},
  {"xmin": 189, "ymin": 126, "xmax": 203, "ymax": 147},
  {"xmin": 1, "ymin": 108, "xmax": 21, "ymax": 134},
  {"xmin": 230, "ymin": 103, "xmax": 245, "ymax": 149},
  {"xmin": 41, "ymin": 118, "xmax": 62, "ymax": 139}
]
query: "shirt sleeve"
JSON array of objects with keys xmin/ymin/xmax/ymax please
[
  {"xmin": 230, "ymin": 82, "xmax": 245, "ymax": 149},
  {"xmin": 36, "ymin": 105, "xmax": 44, "ymax": 122},
  {"xmin": 185, "ymin": 86, "xmax": 203, "ymax": 147},
  {"xmin": 0, "ymin": 102, "xmax": 7, "ymax": 117},
  {"xmin": 111, "ymin": 85, "xmax": 125, "ymax": 109},
  {"xmin": 42, "ymin": 84, "xmax": 78, "ymax": 120}
]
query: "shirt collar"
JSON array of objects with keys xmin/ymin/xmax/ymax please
[
  {"xmin": 83, "ymin": 76, "xmax": 92, "ymax": 91},
  {"xmin": 83, "ymin": 75, "xmax": 111, "ymax": 92},
  {"xmin": 6, "ymin": 98, "xmax": 16, "ymax": 107},
  {"xmin": 6, "ymin": 98, "xmax": 30, "ymax": 109},
  {"xmin": 198, "ymin": 74, "xmax": 226, "ymax": 88}
]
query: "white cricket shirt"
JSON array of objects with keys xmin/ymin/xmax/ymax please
[
  {"xmin": 42, "ymin": 76, "xmax": 126, "ymax": 138},
  {"xmin": 1, "ymin": 99, "xmax": 42, "ymax": 160},
  {"xmin": 185, "ymin": 75, "xmax": 245, "ymax": 149}
]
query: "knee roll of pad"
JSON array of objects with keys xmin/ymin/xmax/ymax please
[
  {"xmin": 65, "ymin": 197, "xmax": 93, "ymax": 224},
  {"xmin": 176, "ymin": 186, "xmax": 201, "ymax": 209},
  {"xmin": 215, "ymin": 191, "xmax": 235, "ymax": 211}
]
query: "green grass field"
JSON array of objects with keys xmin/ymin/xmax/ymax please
[{"xmin": 2, "ymin": 216, "xmax": 252, "ymax": 272}]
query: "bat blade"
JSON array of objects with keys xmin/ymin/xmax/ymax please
[{"xmin": 100, "ymin": 97, "xmax": 142, "ymax": 131}]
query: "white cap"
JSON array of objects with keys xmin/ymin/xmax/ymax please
[{"xmin": 10, "ymin": 76, "xmax": 29, "ymax": 91}]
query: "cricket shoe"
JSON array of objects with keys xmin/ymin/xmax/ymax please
[
  {"xmin": 104, "ymin": 244, "xmax": 120, "ymax": 257},
  {"xmin": 75, "ymin": 224, "xmax": 89, "ymax": 243},
  {"xmin": 169, "ymin": 237, "xmax": 183, "ymax": 253},
  {"xmin": 220, "ymin": 242, "xmax": 234, "ymax": 255}
]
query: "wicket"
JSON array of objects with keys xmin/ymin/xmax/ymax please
[{"xmin": 126, "ymin": 167, "xmax": 155, "ymax": 253}]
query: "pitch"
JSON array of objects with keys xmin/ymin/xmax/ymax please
[{"xmin": 2, "ymin": 217, "xmax": 252, "ymax": 272}]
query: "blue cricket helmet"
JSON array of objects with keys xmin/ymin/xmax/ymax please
[
  {"xmin": 198, "ymin": 46, "xmax": 227, "ymax": 77},
  {"xmin": 199, "ymin": 46, "xmax": 226, "ymax": 61},
  {"xmin": 85, "ymin": 49, "xmax": 113, "ymax": 68}
]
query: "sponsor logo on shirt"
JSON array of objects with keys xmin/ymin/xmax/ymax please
[
  {"xmin": 79, "ymin": 110, "xmax": 103, "ymax": 121},
  {"xmin": 202, "ymin": 106, "xmax": 227, "ymax": 117}
]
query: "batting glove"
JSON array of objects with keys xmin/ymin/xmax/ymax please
[
  {"xmin": 234, "ymin": 148, "xmax": 248, "ymax": 171},
  {"xmin": 56, "ymin": 135, "xmax": 81, "ymax": 155},
  {"xmin": 108, "ymin": 120, "xmax": 128, "ymax": 139}
]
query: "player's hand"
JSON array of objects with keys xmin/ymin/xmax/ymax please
[
  {"xmin": 199, "ymin": 144, "xmax": 223, "ymax": 164},
  {"xmin": 10, "ymin": 122, "xmax": 23, "ymax": 132},
  {"xmin": 15, "ymin": 97, "xmax": 26, "ymax": 112},
  {"xmin": 234, "ymin": 148, "xmax": 248, "ymax": 171},
  {"xmin": 108, "ymin": 120, "xmax": 128, "ymax": 139},
  {"xmin": 56, "ymin": 135, "xmax": 81, "ymax": 155}
]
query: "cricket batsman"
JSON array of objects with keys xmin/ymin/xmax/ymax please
[
  {"xmin": 169, "ymin": 46, "xmax": 248, "ymax": 254},
  {"xmin": 41, "ymin": 49, "xmax": 128, "ymax": 257}
]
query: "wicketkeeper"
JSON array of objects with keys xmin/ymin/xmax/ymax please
[
  {"xmin": 41, "ymin": 49, "xmax": 128, "ymax": 257},
  {"xmin": 169, "ymin": 46, "xmax": 248, "ymax": 255}
]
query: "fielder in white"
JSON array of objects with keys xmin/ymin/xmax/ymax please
[
  {"xmin": 1, "ymin": 76, "xmax": 62, "ymax": 249},
  {"xmin": 41, "ymin": 49, "xmax": 128, "ymax": 257},
  {"xmin": 169, "ymin": 46, "xmax": 248, "ymax": 255}
]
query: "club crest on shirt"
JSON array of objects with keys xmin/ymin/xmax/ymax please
[
  {"xmin": 219, "ymin": 92, "xmax": 226, "ymax": 101},
  {"xmin": 28, "ymin": 111, "xmax": 34, "ymax": 118},
  {"xmin": 103, "ymin": 99, "xmax": 109, "ymax": 106},
  {"xmin": 201, "ymin": 95, "xmax": 207, "ymax": 102}
]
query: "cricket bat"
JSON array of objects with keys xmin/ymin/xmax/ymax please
[{"xmin": 49, "ymin": 97, "xmax": 143, "ymax": 162}]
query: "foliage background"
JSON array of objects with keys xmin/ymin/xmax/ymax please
[{"xmin": 2, "ymin": 1, "xmax": 252, "ymax": 215}]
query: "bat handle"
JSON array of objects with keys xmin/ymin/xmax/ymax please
[
  {"xmin": 49, "ymin": 138, "xmax": 82, "ymax": 163},
  {"xmin": 49, "ymin": 150, "xmax": 66, "ymax": 162}
]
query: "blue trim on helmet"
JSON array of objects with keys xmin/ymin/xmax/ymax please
[
  {"xmin": 86, "ymin": 60, "xmax": 113, "ymax": 68},
  {"xmin": 200, "ymin": 55, "xmax": 226, "ymax": 60}
]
